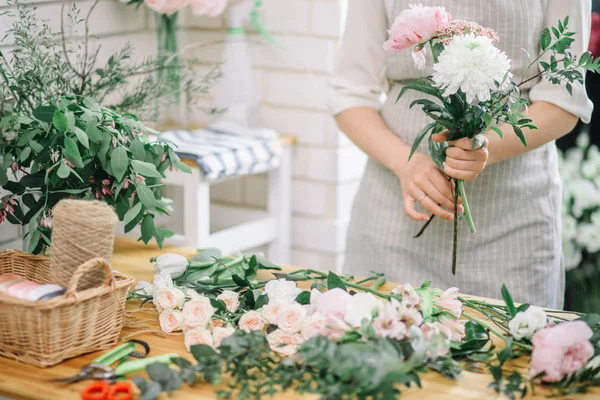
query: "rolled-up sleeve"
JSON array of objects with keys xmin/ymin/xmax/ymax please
[
  {"xmin": 327, "ymin": 0, "xmax": 388, "ymax": 116},
  {"xmin": 529, "ymin": 0, "xmax": 594, "ymax": 123}
]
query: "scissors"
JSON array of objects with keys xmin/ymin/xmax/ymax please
[{"xmin": 54, "ymin": 340, "xmax": 178, "ymax": 384}]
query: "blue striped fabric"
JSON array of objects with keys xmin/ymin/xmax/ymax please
[{"xmin": 158, "ymin": 121, "xmax": 282, "ymax": 181}]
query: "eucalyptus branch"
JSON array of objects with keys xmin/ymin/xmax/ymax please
[{"xmin": 518, "ymin": 58, "xmax": 567, "ymax": 88}]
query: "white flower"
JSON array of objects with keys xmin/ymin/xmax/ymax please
[
  {"xmin": 563, "ymin": 239, "xmax": 583, "ymax": 271},
  {"xmin": 154, "ymin": 287, "xmax": 186, "ymax": 311},
  {"xmin": 153, "ymin": 270, "xmax": 173, "ymax": 291},
  {"xmin": 266, "ymin": 329, "xmax": 304, "ymax": 356},
  {"xmin": 576, "ymin": 224, "xmax": 600, "ymax": 254},
  {"xmin": 344, "ymin": 292, "xmax": 383, "ymax": 328},
  {"xmin": 217, "ymin": 290, "xmax": 240, "ymax": 312},
  {"xmin": 582, "ymin": 160, "xmax": 599, "ymax": 180},
  {"xmin": 569, "ymin": 180, "xmax": 600, "ymax": 218},
  {"xmin": 562, "ymin": 215, "xmax": 578, "ymax": 241},
  {"xmin": 212, "ymin": 326, "xmax": 236, "ymax": 348},
  {"xmin": 186, "ymin": 289, "xmax": 202, "ymax": 300},
  {"xmin": 301, "ymin": 312, "xmax": 326, "ymax": 341},
  {"xmin": 276, "ymin": 303, "xmax": 307, "ymax": 333},
  {"xmin": 154, "ymin": 253, "xmax": 188, "ymax": 279},
  {"xmin": 508, "ymin": 306, "xmax": 548, "ymax": 340},
  {"xmin": 239, "ymin": 310, "xmax": 265, "ymax": 332},
  {"xmin": 184, "ymin": 327, "xmax": 213, "ymax": 352},
  {"xmin": 264, "ymin": 279, "xmax": 302, "ymax": 304},
  {"xmin": 182, "ymin": 296, "xmax": 215, "ymax": 329},
  {"xmin": 159, "ymin": 310, "xmax": 184, "ymax": 333},
  {"xmin": 134, "ymin": 280, "xmax": 154, "ymax": 296},
  {"xmin": 261, "ymin": 299, "xmax": 286, "ymax": 325},
  {"xmin": 432, "ymin": 33, "xmax": 512, "ymax": 104},
  {"xmin": 2, "ymin": 130, "xmax": 16, "ymax": 143},
  {"xmin": 577, "ymin": 133, "xmax": 590, "ymax": 149}
]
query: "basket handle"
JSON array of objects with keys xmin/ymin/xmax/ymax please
[{"xmin": 66, "ymin": 257, "xmax": 116, "ymax": 295}]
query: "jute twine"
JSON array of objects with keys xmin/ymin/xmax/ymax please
[{"xmin": 49, "ymin": 200, "xmax": 118, "ymax": 290}]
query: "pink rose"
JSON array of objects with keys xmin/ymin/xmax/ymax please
[
  {"xmin": 238, "ymin": 310, "xmax": 265, "ymax": 332},
  {"xmin": 182, "ymin": 296, "xmax": 215, "ymax": 329},
  {"xmin": 267, "ymin": 329, "xmax": 304, "ymax": 356},
  {"xmin": 217, "ymin": 290, "xmax": 240, "ymax": 312},
  {"xmin": 277, "ymin": 303, "xmax": 307, "ymax": 333},
  {"xmin": 186, "ymin": 288, "xmax": 202, "ymax": 300},
  {"xmin": 154, "ymin": 287, "xmax": 185, "ymax": 311},
  {"xmin": 261, "ymin": 299, "xmax": 286, "ymax": 325},
  {"xmin": 310, "ymin": 288, "xmax": 351, "ymax": 317},
  {"xmin": 319, "ymin": 313, "xmax": 351, "ymax": 342},
  {"xmin": 372, "ymin": 304, "xmax": 407, "ymax": 340},
  {"xmin": 144, "ymin": 0, "xmax": 189, "ymax": 15},
  {"xmin": 530, "ymin": 321, "xmax": 594, "ymax": 382},
  {"xmin": 184, "ymin": 327, "xmax": 213, "ymax": 351},
  {"xmin": 212, "ymin": 326, "xmax": 236, "ymax": 348},
  {"xmin": 435, "ymin": 287, "xmax": 462, "ymax": 318},
  {"xmin": 159, "ymin": 310, "xmax": 183, "ymax": 333},
  {"xmin": 189, "ymin": 0, "xmax": 227, "ymax": 17},
  {"xmin": 383, "ymin": 4, "xmax": 451, "ymax": 52},
  {"xmin": 301, "ymin": 312, "xmax": 326, "ymax": 341},
  {"xmin": 209, "ymin": 319, "xmax": 225, "ymax": 332}
]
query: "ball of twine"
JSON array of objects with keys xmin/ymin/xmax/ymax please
[{"xmin": 49, "ymin": 199, "xmax": 118, "ymax": 291}]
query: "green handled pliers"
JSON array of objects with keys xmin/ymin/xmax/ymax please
[{"xmin": 53, "ymin": 340, "xmax": 177, "ymax": 384}]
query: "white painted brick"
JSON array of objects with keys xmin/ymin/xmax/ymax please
[
  {"xmin": 210, "ymin": 179, "xmax": 244, "ymax": 204},
  {"xmin": 260, "ymin": 0, "xmax": 310, "ymax": 35},
  {"xmin": 264, "ymin": 71, "xmax": 328, "ymax": 110},
  {"xmin": 336, "ymin": 180, "xmax": 360, "ymax": 220},
  {"xmin": 251, "ymin": 34, "xmax": 336, "ymax": 73},
  {"xmin": 292, "ymin": 216, "xmax": 347, "ymax": 253},
  {"xmin": 259, "ymin": 106, "xmax": 340, "ymax": 146},
  {"xmin": 292, "ymin": 180, "xmax": 328, "ymax": 217},
  {"xmin": 243, "ymin": 174, "xmax": 267, "ymax": 208},
  {"xmin": 311, "ymin": 1, "xmax": 342, "ymax": 38}
]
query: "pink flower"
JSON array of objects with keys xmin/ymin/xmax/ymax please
[
  {"xmin": 212, "ymin": 326, "xmax": 236, "ymax": 348},
  {"xmin": 0, "ymin": 210, "xmax": 6, "ymax": 224},
  {"xmin": 397, "ymin": 301, "xmax": 423, "ymax": 327},
  {"xmin": 310, "ymin": 288, "xmax": 351, "ymax": 318},
  {"xmin": 102, "ymin": 179, "xmax": 111, "ymax": 186},
  {"xmin": 154, "ymin": 287, "xmax": 185, "ymax": 311},
  {"xmin": 145, "ymin": 0, "xmax": 189, "ymax": 15},
  {"xmin": 435, "ymin": 287, "xmax": 462, "ymax": 318},
  {"xmin": 184, "ymin": 327, "xmax": 213, "ymax": 351},
  {"xmin": 392, "ymin": 284, "xmax": 421, "ymax": 309},
  {"xmin": 530, "ymin": 321, "xmax": 594, "ymax": 382},
  {"xmin": 267, "ymin": 329, "xmax": 303, "ymax": 356},
  {"xmin": 437, "ymin": 20, "xmax": 499, "ymax": 45},
  {"xmin": 182, "ymin": 296, "xmax": 215, "ymax": 329},
  {"xmin": 39, "ymin": 215, "xmax": 53, "ymax": 229},
  {"xmin": 11, "ymin": 161, "xmax": 18, "ymax": 172},
  {"xmin": 301, "ymin": 312, "xmax": 326, "ymax": 341},
  {"xmin": 412, "ymin": 48, "xmax": 427, "ymax": 70},
  {"xmin": 112, "ymin": 136, "xmax": 118, "ymax": 148},
  {"xmin": 277, "ymin": 303, "xmax": 307, "ymax": 333},
  {"xmin": 159, "ymin": 310, "xmax": 184, "ymax": 333},
  {"xmin": 131, "ymin": 192, "xmax": 136, "ymax": 200},
  {"xmin": 95, "ymin": 190, "xmax": 102, "ymax": 199},
  {"xmin": 209, "ymin": 319, "xmax": 225, "ymax": 332},
  {"xmin": 102, "ymin": 186, "xmax": 112, "ymax": 196},
  {"xmin": 383, "ymin": 4, "xmax": 451, "ymax": 52},
  {"xmin": 135, "ymin": 174, "xmax": 145, "ymax": 183},
  {"xmin": 65, "ymin": 159, "xmax": 75, "ymax": 168},
  {"xmin": 160, "ymin": 153, "xmax": 167, "ymax": 163},
  {"xmin": 239, "ymin": 310, "xmax": 265, "ymax": 332},
  {"xmin": 372, "ymin": 304, "xmax": 407, "ymax": 340},
  {"xmin": 88, "ymin": 176, "xmax": 95, "ymax": 183},
  {"xmin": 261, "ymin": 299, "xmax": 286, "ymax": 325},
  {"xmin": 122, "ymin": 177, "xmax": 133, "ymax": 190},
  {"xmin": 438, "ymin": 315, "xmax": 466, "ymax": 341},
  {"xmin": 319, "ymin": 313, "xmax": 351, "ymax": 342},
  {"xmin": 217, "ymin": 290, "xmax": 240, "ymax": 312},
  {"xmin": 189, "ymin": 0, "xmax": 227, "ymax": 17},
  {"xmin": 50, "ymin": 149, "xmax": 60, "ymax": 163}
]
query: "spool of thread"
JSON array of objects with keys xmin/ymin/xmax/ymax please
[{"xmin": 49, "ymin": 199, "xmax": 118, "ymax": 290}]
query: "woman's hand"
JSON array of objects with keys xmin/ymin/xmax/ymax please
[
  {"xmin": 394, "ymin": 152, "xmax": 463, "ymax": 222},
  {"xmin": 431, "ymin": 131, "xmax": 489, "ymax": 180}
]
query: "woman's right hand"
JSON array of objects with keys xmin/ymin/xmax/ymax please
[{"xmin": 393, "ymin": 152, "xmax": 463, "ymax": 222}]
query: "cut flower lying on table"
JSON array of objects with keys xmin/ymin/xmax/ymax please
[{"xmin": 127, "ymin": 250, "xmax": 600, "ymax": 400}]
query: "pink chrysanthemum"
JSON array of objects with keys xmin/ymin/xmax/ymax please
[{"xmin": 437, "ymin": 20, "xmax": 499, "ymax": 45}]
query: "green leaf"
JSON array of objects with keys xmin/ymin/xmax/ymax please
[
  {"xmin": 52, "ymin": 110, "xmax": 69, "ymax": 132},
  {"xmin": 135, "ymin": 182, "xmax": 156, "ymax": 209},
  {"xmin": 491, "ymin": 127, "xmax": 503, "ymax": 138},
  {"xmin": 255, "ymin": 293, "xmax": 269, "ymax": 309},
  {"xmin": 19, "ymin": 147, "xmax": 31, "ymax": 162},
  {"xmin": 190, "ymin": 344, "xmax": 218, "ymax": 363},
  {"xmin": 396, "ymin": 79, "xmax": 443, "ymax": 103},
  {"xmin": 540, "ymin": 28, "xmax": 551, "ymax": 51},
  {"xmin": 82, "ymin": 96, "xmax": 101, "ymax": 112},
  {"xmin": 0, "ymin": 158, "xmax": 7, "ymax": 186},
  {"xmin": 327, "ymin": 271, "xmax": 347, "ymax": 291},
  {"xmin": 429, "ymin": 135, "xmax": 448, "ymax": 170},
  {"xmin": 65, "ymin": 111, "xmax": 76, "ymax": 131},
  {"xmin": 409, "ymin": 122, "xmax": 436, "ymax": 160},
  {"xmin": 130, "ymin": 138, "xmax": 147, "ymax": 161},
  {"xmin": 140, "ymin": 214, "xmax": 155, "ymax": 244},
  {"xmin": 28, "ymin": 229, "xmax": 40, "ymax": 254},
  {"xmin": 73, "ymin": 127, "xmax": 89, "ymax": 149},
  {"xmin": 124, "ymin": 201, "xmax": 143, "ymax": 226},
  {"xmin": 501, "ymin": 284, "xmax": 517, "ymax": 318},
  {"xmin": 512, "ymin": 126, "xmax": 527, "ymax": 146},
  {"xmin": 28, "ymin": 140, "xmax": 44, "ymax": 154},
  {"xmin": 295, "ymin": 291, "xmax": 311, "ymax": 305},
  {"xmin": 32, "ymin": 105, "xmax": 57, "ymax": 123},
  {"xmin": 110, "ymin": 146, "xmax": 129, "ymax": 182},
  {"xmin": 57, "ymin": 161, "xmax": 71, "ymax": 179},
  {"xmin": 131, "ymin": 160, "xmax": 163, "ymax": 178},
  {"xmin": 86, "ymin": 124, "xmax": 103, "ymax": 142},
  {"xmin": 64, "ymin": 136, "xmax": 84, "ymax": 168}
]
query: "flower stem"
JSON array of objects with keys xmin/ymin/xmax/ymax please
[
  {"xmin": 457, "ymin": 179, "xmax": 476, "ymax": 234},
  {"xmin": 463, "ymin": 308, "xmax": 534, "ymax": 352},
  {"xmin": 452, "ymin": 179, "xmax": 459, "ymax": 275}
]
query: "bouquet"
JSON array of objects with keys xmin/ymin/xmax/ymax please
[
  {"xmin": 383, "ymin": 4, "xmax": 600, "ymax": 274},
  {"xmin": 127, "ymin": 250, "xmax": 600, "ymax": 399},
  {"xmin": 559, "ymin": 132, "xmax": 600, "ymax": 313}
]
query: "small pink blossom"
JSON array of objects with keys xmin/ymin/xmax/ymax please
[
  {"xmin": 267, "ymin": 329, "xmax": 303, "ymax": 356},
  {"xmin": 135, "ymin": 174, "xmax": 145, "ymax": 183},
  {"xmin": 88, "ymin": 176, "xmax": 95, "ymax": 183},
  {"xmin": 0, "ymin": 210, "xmax": 6, "ymax": 223},
  {"xmin": 112, "ymin": 136, "xmax": 118, "ymax": 148},
  {"xmin": 189, "ymin": 0, "xmax": 227, "ymax": 17},
  {"xmin": 111, "ymin": 120, "xmax": 116, "ymax": 129},
  {"xmin": 95, "ymin": 190, "xmax": 102, "ymax": 199},
  {"xmin": 436, "ymin": 287, "xmax": 462, "ymax": 318},
  {"xmin": 397, "ymin": 300, "xmax": 424, "ymax": 327},
  {"xmin": 412, "ymin": 47, "xmax": 427, "ymax": 70},
  {"xmin": 383, "ymin": 4, "xmax": 451, "ymax": 52},
  {"xmin": 145, "ymin": 0, "xmax": 189, "ymax": 15},
  {"xmin": 50, "ymin": 149, "xmax": 60, "ymax": 163},
  {"xmin": 102, "ymin": 179, "xmax": 111, "ymax": 186},
  {"xmin": 40, "ymin": 215, "xmax": 53, "ymax": 229},
  {"xmin": 160, "ymin": 153, "xmax": 167, "ymax": 163},
  {"xmin": 310, "ymin": 288, "xmax": 351, "ymax": 318},
  {"xmin": 301, "ymin": 312, "xmax": 326, "ymax": 341},
  {"xmin": 438, "ymin": 315, "xmax": 466, "ymax": 341},
  {"xmin": 239, "ymin": 310, "xmax": 265, "ymax": 332},
  {"xmin": 373, "ymin": 304, "xmax": 407, "ymax": 340},
  {"xmin": 216, "ymin": 290, "xmax": 240, "ymax": 312},
  {"xmin": 65, "ymin": 159, "xmax": 74, "ymax": 168},
  {"xmin": 421, "ymin": 322, "xmax": 452, "ymax": 358},
  {"xmin": 319, "ymin": 313, "xmax": 351, "ymax": 342},
  {"xmin": 437, "ymin": 20, "xmax": 499, "ymax": 45},
  {"xmin": 11, "ymin": 161, "xmax": 18, "ymax": 172},
  {"xmin": 530, "ymin": 321, "xmax": 594, "ymax": 382},
  {"xmin": 131, "ymin": 192, "xmax": 136, "ymax": 200},
  {"xmin": 392, "ymin": 284, "xmax": 421, "ymax": 309},
  {"xmin": 123, "ymin": 177, "xmax": 133, "ymax": 190}
]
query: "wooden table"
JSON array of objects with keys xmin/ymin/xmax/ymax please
[{"xmin": 0, "ymin": 239, "xmax": 598, "ymax": 399}]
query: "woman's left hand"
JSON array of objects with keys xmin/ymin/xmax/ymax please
[{"xmin": 431, "ymin": 130, "xmax": 489, "ymax": 181}]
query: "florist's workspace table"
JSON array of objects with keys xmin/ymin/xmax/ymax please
[{"xmin": 0, "ymin": 238, "xmax": 598, "ymax": 400}]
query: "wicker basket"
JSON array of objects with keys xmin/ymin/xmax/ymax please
[{"xmin": 0, "ymin": 250, "xmax": 135, "ymax": 367}]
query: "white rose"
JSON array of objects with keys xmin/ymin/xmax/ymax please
[
  {"xmin": 576, "ymin": 133, "xmax": 590, "ymax": 149},
  {"xmin": 261, "ymin": 300, "xmax": 286, "ymax": 325},
  {"xmin": 184, "ymin": 327, "xmax": 213, "ymax": 352},
  {"xmin": 154, "ymin": 253, "xmax": 188, "ymax": 279},
  {"xmin": 186, "ymin": 289, "xmax": 202, "ymax": 300},
  {"xmin": 576, "ymin": 224, "xmax": 600, "ymax": 254},
  {"xmin": 154, "ymin": 287, "xmax": 185, "ymax": 311},
  {"xmin": 153, "ymin": 270, "xmax": 174, "ymax": 291},
  {"xmin": 344, "ymin": 292, "xmax": 383, "ymax": 328},
  {"xmin": 182, "ymin": 296, "xmax": 215, "ymax": 329},
  {"xmin": 134, "ymin": 280, "xmax": 154, "ymax": 296},
  {"xmin": 159, "ymin": 310, "xmax": 183, "ymax": 333},
  {"xmin": 266, "ymin": 329, "xmax": 303, "ymax": 356},
  {"xmin": 582, "ymin": 160, "xmax": 599, "ymax": 180},
  {"xmin": 276, "ymin": 303, "xmax": 307, "ymax": 333},
  {"xmin": 217, "ymin": 290, "xmax": 240, "ymax": 312},
  {"xmin": 301, "ymin": 312, "xmax": 326, "ymax": 341},
  {"xmin": 264, "ymin": 279, "xmax": 302, "ymax": 304},
  {"xmin": 239, "ymin": 310, "xmax": 265, "ymax": 332},
  {"xmin": 212, "ymin": 326, "xmax": 236, "ymax": 348},
  {"xmin": 508, "ymin": 306, "xmax": 547, "ymax": 340}
]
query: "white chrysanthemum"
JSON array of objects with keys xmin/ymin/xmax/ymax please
[
  {"xmin": 432, "ymin": 33, "xmax": 512, "ymax": 103},
  {"xmin": 563, "ymin": 215, "xmax": 578, "ymax": 241},
  {"xmin": 576, "ymin": 224, "xmax": 600, "ymax": 254},
  {"xmin": 563, "ymin": 239, "xmax": 583, "ymax": 271}
]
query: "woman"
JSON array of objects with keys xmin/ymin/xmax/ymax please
[{"xmin": 329, "ymin": 0, "xmax": 593, "ymax": 308}]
